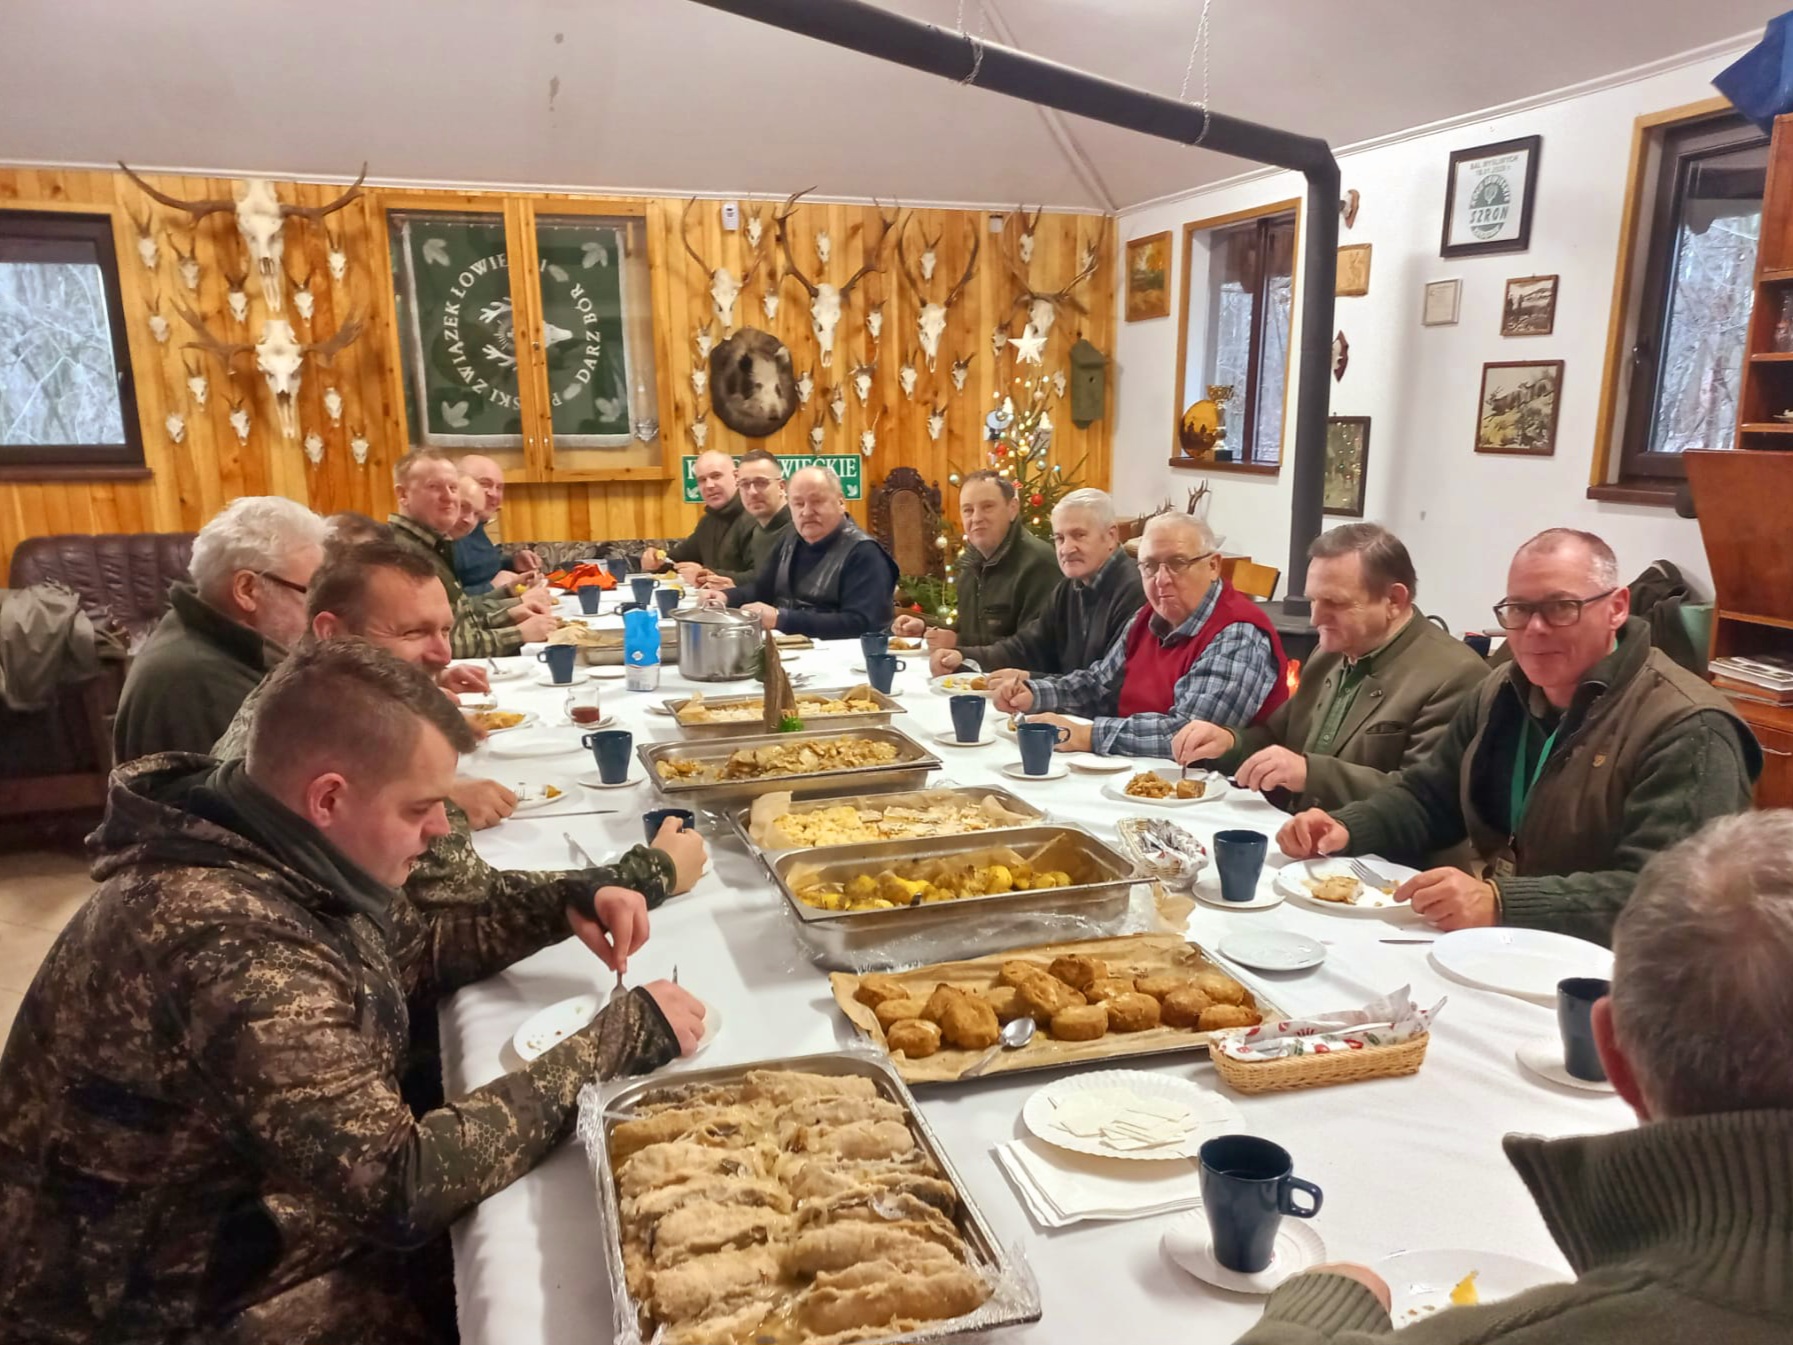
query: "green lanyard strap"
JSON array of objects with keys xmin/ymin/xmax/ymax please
[{"xmin": 1509, "ymin": 715, "xmax": 1563, "ymax": 829}]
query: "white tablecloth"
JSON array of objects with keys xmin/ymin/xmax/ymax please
[{"xmin": 440, "ymin": 597, "xmax": 1629, "ymax": 1344}]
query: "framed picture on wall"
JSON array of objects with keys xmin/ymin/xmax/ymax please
[
  {"xmin": 1125, "ymin": 231, "xmax": 1172, "ymax": 320},
  {"xmin": 1335, "ymin": 243, "xmax": 1372, "ymax": 297},
  {"xmin": 1421, "ymin": 278, "xmax": 1461, "ymax": 326},
  {"xmin": 1324, "ymin": 416, "xmax": 1371, "ymax": 516},
  {"xmin": 1475, "ymin": 359, "xmax": 1563, "ymax": 456},
  {"xmin": 1501, "ymin": 274, "xmax": 1558, "ymax": 336},
  {"xmin": 1440, "ymin": 135, "xmax": 1541, "ymax": 258}
]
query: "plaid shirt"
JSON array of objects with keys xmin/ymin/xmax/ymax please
[
  {"xmin": 1030, "ymin": 579, "xmax": 1277, "ymax": 758},
  {"xmin": 388, "ymin": 513, "xmax": 524, "ymax": 659}
]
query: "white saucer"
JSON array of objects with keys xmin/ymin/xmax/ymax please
[
  {"xmin": 1065, "ymin": 752, "xmax": 1131, "ymax": 774},
  {"xmin": 589, "ymin": 665, "xmax": 629, "ymax": 681},
  {"xmin": 1001, "ymin": 761, "xmax": 1068, "ymax": 782},
  {"xmin": 511, "ymin": 786, "xmax": 574, "ymax": 812},
  {"xmin": 1191, "ymin": 880, "xmax": 1284, "ymax": 912},
  {"xmin": 933, "ymin": 729, "xmax": 996, "ymax": 748},
  {"xmin": 577, "ymin": 771, "xmax": 645, "ymax": 790},
  {"xmin": 644, "ymin": 703, "xmax": 676, "ymax": 717},
  {"xmin": 1162, "ymin": 1213, "xmax": 1326, "ymax": 1295},
  {"xmin": 533, "ymin": 668, "xmax": 598, "ymax": 687},
  {"xmin": 486, "ymin": 732, "xmax": 583, "ymax": 760},
  {"xmin": 512, "ymin": 992, "xmax": 721, "ymax": 1063},
  {"xmin": 482, "ymin": 663, "xmax": 529, "ymax": 682},
  {"xmin": 1516, "ymin": 1037, "xmax": 1615, "ymax": 1093},
  {"xmin": 1218, "ymin": 930, "xmax": 1326, "ymax": 973}
]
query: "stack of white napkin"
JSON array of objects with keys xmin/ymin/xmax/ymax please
[{"xmin": 993, "ymin": 1136, "xmax": 1206, "ymax": 1229}]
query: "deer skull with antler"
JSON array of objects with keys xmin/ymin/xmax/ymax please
[
  {"xmin": 170, "ymin": 235, "xmax": 200, "ymax": 292},
  {"xmin": 325, "ymin": 224, "xmax": 348, "ymax": 281},
  {"xmin": 177, "ymin": 301, "xmax": 365, "ymax": 440},
  {"xmin": 126, "ymin": 206, "xmax": 158, "ymax": 269},
  {"xmin": 222, "ymin": 257, "xmax": 250, "ymax": 324},
  {"xmin": 918, "ymin": 224, "xmax": 943, "ymax": 281},
  {"xmin": 287, "ymin": 259, "xmax": 316, "ymax": 322},
  {"xmin": 1014, "ymin": 204, "xmax": 1043, "ymax": 264},
  {"xmin": 681, "ymin": 198, "xmax": 762, "ymax": 335},
  {"xmin": 896, "ymin": 218, "xmax": 978, "ymax": 372},
  {"xmin": 927, "ymin": 404, "xmax": 946, "ymax": 442},
  {"xmin": 849, "ymin": 353, "xmax": 876, "ymax": 405},
  {"xmin": 120, "ymin": 163, "xmax": 366, "ymax": 316},
  {"xmin": 1003, "ymin": 219, "xmax": 1099, "ymax": 342},
  {"xmin": 776, "ymin": 189, "xmax": 891, "ymax": 369}
]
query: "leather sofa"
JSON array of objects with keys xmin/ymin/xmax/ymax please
[{"xmin": 11, "ymin": 531, "xmax": 196, "ymax": 640}]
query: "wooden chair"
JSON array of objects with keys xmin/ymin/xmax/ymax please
[
  {"xmin": 869, "ymin": 467, "xmax": 945, "ymax": 578},
  {"xmin": 1230, "ymin": 559, "xmax": 1281, "ymax": 600}
]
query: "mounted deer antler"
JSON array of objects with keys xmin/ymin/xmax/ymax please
[
  {"xmin": 221, "ymin": 255, "xmax": 250, "ymax": 323},
  {"xmin": 681, "ymin": 196, "xmax": 762, "ymax": 335},
  {"xmin": 1002, "ymin": 220, "xmax": 1098, "ymax": 341},
  {"xmin": 286, "ymin": 257, "xmax": 316, "ymax": 322},
  {"xmin": 177, "ymin": 299, "xmax": 365, "ymax": 440},
  {"xmin": 168, "ymin": 233, "xmax": 199, "ymax": 291},
  {"xmin": 776, "ymin": 188, "xmax": 892, "ymax": 368},
  {"xmin": 896, "ymin": 217, "xmax": 978, "ymax": 372},
  {"xmin": 119, "ymin": 162, "xmax": 366, "ymax": 315},
  {"xmin": 918, "ymin": 224, "xmax": 944, "ymax": 281},
  {"xmin": 1014, "ymin": 204, "xmax": 1044, "ymax": 263}
]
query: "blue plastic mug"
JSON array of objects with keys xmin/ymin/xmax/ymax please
[
  {"xmin": 859, "ymin": 631, "xmax": 889, "ymax": 661},
  {"xmin": 1212, "ymin": 829, "xmax": 1269, "ymax": 903},
  {"xmin": 630, "ymin": 576, "xmax": 656, "ymax": 607},
  {"xmin": 655, "ymin": 588, "xmax": 679, "ymax": 617},
  {"xmin": 537, "ymin": 644, "xmax": 577, "ymax": 685},
  {"xmin": 865, "ymin": 653, "xmax": 905, "ymax": 694},
  {"xmin": 581, "ymin": 729, "xmax": 633, "ymax": 784},
  {"xmin": 605, "ymin": 557, "xmax": 631, "ymax": 582},
  {"xmin": 1199, "ymin": 1136, "xmax": 1323, "ymax": 1273},
  {"xmin": 576, "ymin": 586, "xmax": 602, "ymax": 615},
  {"xmin": 643, "ymin": 807, "xmax": 696, "ymax": 845},
  {"xmin": 1017, "ymin": 721, "xmax": 1069, "ymax": 775},
  {"xmin": 949, "ymin": 693, "xmax": 987, "ymax": 743}
]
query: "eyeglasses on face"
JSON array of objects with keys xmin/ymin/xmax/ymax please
[
  {"xmin": 255, "ymin": 570, "xmax": 310, "ymax": 596},
  {"xmin": 1138, "ymin": 551, "xmax": 1216, "ymax": 579},
  {"xmin": 1490, "ymin": 588, "xmax": 1616, "ymax": 631}
]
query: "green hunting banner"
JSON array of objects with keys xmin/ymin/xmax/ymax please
[
  {"xmin": 680, "ymin": 454, "xmax": 863, "ymax": 502},
  {"xmin": 394, "ymin": 215, "xmax": 633, "ymax": 447}
]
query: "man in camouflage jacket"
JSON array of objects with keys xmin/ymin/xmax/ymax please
[{"xmin": 0, "ymin": 643, "xmax": 705, "ymax": 1343}]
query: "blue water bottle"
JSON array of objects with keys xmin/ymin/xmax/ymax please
[{"xmin": 623, "ymin": 607, "xmax": 661, "ymax": 692}]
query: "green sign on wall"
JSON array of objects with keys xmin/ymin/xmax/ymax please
[{"xmin": 681, "ymin": 454, "xmax": 863, "ymax": 503}]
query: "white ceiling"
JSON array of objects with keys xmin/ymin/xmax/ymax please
[{"xmin": 0, "ymin": 0, "xmax": 1775, "ymax": 210}]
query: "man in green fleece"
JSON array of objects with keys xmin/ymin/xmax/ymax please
[
  {"xmin": 1279, "ymin": 529, "xmax": 1758, "ymax": 945},
  {"xmin": 1173, "ymin": 523, "xmax": 1488, "ymax": 813},
  {"xmin": 892, "ymin": 469, "xmax": 1059, "ymax": 652},
  {"xmin": 695, "ymin": 448, "xmax": 793, "ymax": 589},
  {"xmin": 1235, "ymin": 809, "xmax": 1793, "ymax": 1345},
  {"xmin": 641, "ymin": 449, "xmax": 751, "ymax": 581}
]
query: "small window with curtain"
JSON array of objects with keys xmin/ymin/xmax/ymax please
[
  {"xmin": 1174, "ymin": 202, "xmax": 1298, "ymax": 473},
  {"xmin": 0, "ymin": 210, "xmax": 144, "ymax": 474}
]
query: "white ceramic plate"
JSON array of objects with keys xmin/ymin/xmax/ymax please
[
  {"xmin": 1276, "ymin": 857, "xmax": 1423, "ymax": 917},
  {"xmin": 485, "ymin": 732, "xmax": 583, "ymax": 760},
  {"xmin": 469, "ymin": 709, "xmax": 538, "ymax": 735},
  {"xmin": 482, "ymin": 662, "xmax": 529, "ymax": 682},
  {"xmin": 511, "ymin": 785, "xmax": 574, "ymax": 812},
  {"xmin": 1023, "ymin": 1069, "xmax": 1242, "ymax": 1162},
  {"xmin": 533, "ymin": 667, "xmax": 600, "ymax": 687},
  {"xmin": 1001, "ymin": 760, "xmax": 1067, "ymax": 782},
  {"xmin": 590, "ymin": 665, "xmax": 629, "ymax": 681},
  {"xmin": 1430, "ymin": 927, "xmax": 1613, "ymax": 1003},
  {"xmin": 1218, "ymin": 930, "xmax": 1326, "ymax": 973},
  {"xmin": 1376, "ymin": 1249, "xmax": 1563, "ymax": 1327},
  {"xmin": 513, "ymin": 992, "xmax": 721, "ymax": 1063},
  {"xmin": 933, "ymin": 729, "xmax": 996, "ymax": 748},
  {"xmin": 577, "ymin": 771, "xmax": 645, "ymax": 790},
  {"xmin": 1065, "ymin": 752, "xmax": 1131, "ymax": 774},
  {"xmin": 1515, "ymin": 1037, "xmax": 1616, "ymax": 1093},
  {"xmin": 929, "ymin": 673, "xmax": 992, "ymax": 697},
  {"xmin": 644, "ymin": 703, "xmax": 676, "ymax": 718},
  {"xmin": 1162, "ymin": 1214, "xmax": 1326, "ymax": 1296},
  {"xmin": 1100, "ymin": 769, "xmax": 1228, "ymax": 808}
]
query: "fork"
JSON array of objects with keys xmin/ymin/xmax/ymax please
[{"xmin": 1347, "ymin": 857, "xmax": 1395, "ymax": 888}]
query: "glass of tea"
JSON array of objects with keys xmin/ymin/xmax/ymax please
[{"xmin": 564, "ymin": 685, "xmax": 605, "ymax": 727}]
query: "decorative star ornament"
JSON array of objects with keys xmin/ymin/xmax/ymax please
[{"xmin": 1008, "ymin": 325, "xmax": 1047, "ymax": 366}]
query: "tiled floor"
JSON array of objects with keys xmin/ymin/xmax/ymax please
[{"xmin": 0, "ymin": 849, "xmax": 92, "ymax": 1045}]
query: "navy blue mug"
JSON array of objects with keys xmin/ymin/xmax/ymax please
[
  {"xmin": 1464, "ymin": 632, "xmax": 1493, "ymax": 658},
  {"xmin": 576, "ymin": 586, "xmax": 602, "ymax": 615},
  {"xmin": 1557, "ymin": 977, "xmax": 1611, "ymax": 1082},
  {"xmin": 605, "ymin": 556, "xmax": 631, "ymax": 582},
  {"xmin": 630, "ymin": 576, "xmax": 656, "ymax": 607},
  {"xmin": 643, "ymin": 807, "xmax": 696, "ymax": 846},
  {"xmin": 1212, "ymin": 829, "xmax": 1269, "ymax": 903},
  {"xmin": 865, "ymin": 653, "xmax": 905, "ymax": 694},
  {"xmin": 1017, "ymin": 721, "xmax": 1068, "ymax": 775},
  {"xmin": 859, "ymin": 631, "xmax": 889, "ymax": 661},
  {"xmin": 655, "ymin": 588, "xmax": 679, "ymax": 617},
  {"xmin": 949, "ymin": 693, "xmax": 987, "ymax": 743},
  {"xmin": 1199, "ymin": 1135, "xmax": 1323, "ymax": 1273},
  {"xmin": 537, "ymin": 644, "xmax": 578, "ymax": 685},
  {"xmin": 581, "ymin": 729, "xmax": 633, "ymax": 784}
]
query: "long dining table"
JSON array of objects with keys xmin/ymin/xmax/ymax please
[{"xmin": 440, "ymin": 591, "xmax": 1630, "ymax": 1345}]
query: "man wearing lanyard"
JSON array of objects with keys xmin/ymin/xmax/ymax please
[{"xmin": 1278, "ymin": 529, "xmax": 1759, "ymax": 946}]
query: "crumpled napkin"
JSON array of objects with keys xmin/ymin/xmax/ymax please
[{"xmin": 1212, "ymin": 986, "xmax": 1443, "ymax": 1062}]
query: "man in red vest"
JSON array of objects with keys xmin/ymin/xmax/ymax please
[{"xmin": 994, "ymin": 512, "xmax": 1288, "ymax": 757}]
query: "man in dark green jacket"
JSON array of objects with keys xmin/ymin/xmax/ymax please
[
  {"xmin": 115, "ymin": 495, "xmax": 326, "ymax": 761},
  {"xmin": 1279, "ymin": 529, "xmax": 1758, "ymax": 945},
  {"xmin": 893, "ymin": 469, "xmax": 1058, "ymax": 653},
  {"xmin": 697, "ymin": 449, "xmax": 793, "ymax": 589},
  {"xmin": 1174, "ymin": 523, "xmax": 1488, "ymax": 813},
  {"xmin": 931, "ymin": 487, "xmax": 1142, "ymax": 681},
  {"xmin": 642, "ymin": 450, "xmax": 752, "ymax": 581},
  {"xmin": 1235, "ymin": 810, "xmax": 1793, "ymax": 1345}
]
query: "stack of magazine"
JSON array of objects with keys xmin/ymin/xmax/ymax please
[{"xmin": 1711, "ymin": 654, "xmax": 1793, "ymax": 706}]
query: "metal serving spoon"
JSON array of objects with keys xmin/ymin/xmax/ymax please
[{"xmin": 957, "ymin": 1015, "xmax": 1036, "ymax": 1080}]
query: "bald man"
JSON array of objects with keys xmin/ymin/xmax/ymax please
[
  {"xmin": 642, "ymin": 450, "xmax": 751, "ymax": 584},
  {"xmin": 454, "ymin": 454, "xmax": 541, "ymax": 595}
]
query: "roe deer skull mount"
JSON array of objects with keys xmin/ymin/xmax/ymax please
[
  {"xmin": 899, "ymin": 354, "xmax": 918, "ymax": 400},
  {"xmin": 170, "ymin": 235, "xmax": 200, "ymax": 292},
  {"xmin": 222, "ymin": 257, "xmax": 250, "ymax": 324},
  {"xmin": 325, "ymin": 224, "xmax": 348, "ymax": 281},
  {"xmin": 927, "ymin": 404, "xmax": 946, "ymax": 442},
  {"xmin": 849, "ymin": 354, "xmax": 875, "ymax": 405},
  {"xmin": 182, "ymin": 357, "xmax": 208, "ymax": 409},
  {"xmin": 950, "ymin": 353, "xmax": 972, "ymax": 392},
  {"xmin": 796, "ymin": 369, "xmax": 814, "ymax": 406},
  {"xmin": 859, "ymin": 407, "xmax": 882, "ymax": 458},
  {"xmin": 1002, "ymin": 217, "xmax": 1099, "ymax": 342},
  {"xmin": 126, "ymin": 205, "xmax": 158, "ymax": 269},
  {"xmin": 1015, "ymin": 204, "xmax": 1042, "ymax": 264},
  {"xmin": 896, "ymin": 217, "xmax": 978, "ymax": 372}
]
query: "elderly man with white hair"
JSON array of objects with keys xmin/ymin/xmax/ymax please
[
  {"xmin": 1232, "ymin": 810, "xmax": 1793, "ymax": 1345},
  {"xmin": 114, "ymin": 495, "xmax": 326, "ymax": 761},
  {"xmin": 994, "ymin": 511, "xmax": 1287, "ymax": 758},
  {"xmin": 1278, "ymin": 528, "xmax": 1758, "ymax": 945},
  {"xmin": 931, "ymin": 488, "xmax": 1143, "ymax": 683},
  {"xmin": 705, "ymin": 465, "xmax": 897, "ymax": 639}
]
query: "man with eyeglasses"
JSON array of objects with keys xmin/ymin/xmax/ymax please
[
  {"xmin": 992, "ymin": 512, "xmax": 1288, "ymax": 758},
  {"xmin": 694, "ymin": 449, "xmax": 793, "ymax": 589},
  {"xmin": 1279, "ymin": 529, "xmax": 1759, "ymax": 945}
]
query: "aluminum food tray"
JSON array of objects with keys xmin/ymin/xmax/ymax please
[
  {"xmin": 588, "ymin": 1049, "xmax": 1040, "ymax": 1343},
  {"xmin": 728, "ymin": 784, "xmax": 1048, "ymax": 856},
  {"xmin": 771, "ymin": 824, "xmax": 1141, "ymax": 967},
  {"xmin": 638, "ymin": 724, "xmax": 941, "ymax": 806},
  {"xmin": 663, "ymin": 684, "xmax": 907, "ymax": 739}
]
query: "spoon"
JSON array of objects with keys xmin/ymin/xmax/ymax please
[{"xmin": 957, "ymin": 1015, "xmax": 1036, "ymax": 1080}]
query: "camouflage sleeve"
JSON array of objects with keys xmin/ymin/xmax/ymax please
[
  {"xmin": 175, "ymin": 929, "xmax": 676, "ymax": 1247},
  {"xmin": 448, "ymin": 607, "xmax": 524, "ymax": 658}
]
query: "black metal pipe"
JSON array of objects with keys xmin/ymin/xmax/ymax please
[{"xmin": 685, "ymin": 0, "xmax": 1338, "ymax": 610}]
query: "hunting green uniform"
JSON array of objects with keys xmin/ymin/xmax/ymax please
[
  {"xmin": 388, "ymin": 513, "xmax": 524, "ymax": 660},
  {"xmin": 712, "ymin": 504, "xmax": 793, "ymax": 585},
  {"xmin": 658, "ymin": 496, "xmax": 750, "ymax": 573},
  {"xmin": 952, "ymin": 520, "xmax": 1060, "ymax": 648}
]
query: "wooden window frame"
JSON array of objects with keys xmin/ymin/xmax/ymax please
[
  {"xmin": 1171, "ymin": 198, "xmax": 1301, "ymax": 477},
  {"xmin": 0, "ymin": 207, "xmax": 147, "ymax": 479},
  {"xmin": 367, "ymin": 188, "xmax": 675, "ymax": 486},
  {"xmin": 1589, "ymin": 96, "xmax": 1754, "ymax": 506}
]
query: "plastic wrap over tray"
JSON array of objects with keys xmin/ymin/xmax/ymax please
[{"xmin": 577, "ymin": 1045, "xmax": 1042, "ymax": 1345}]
